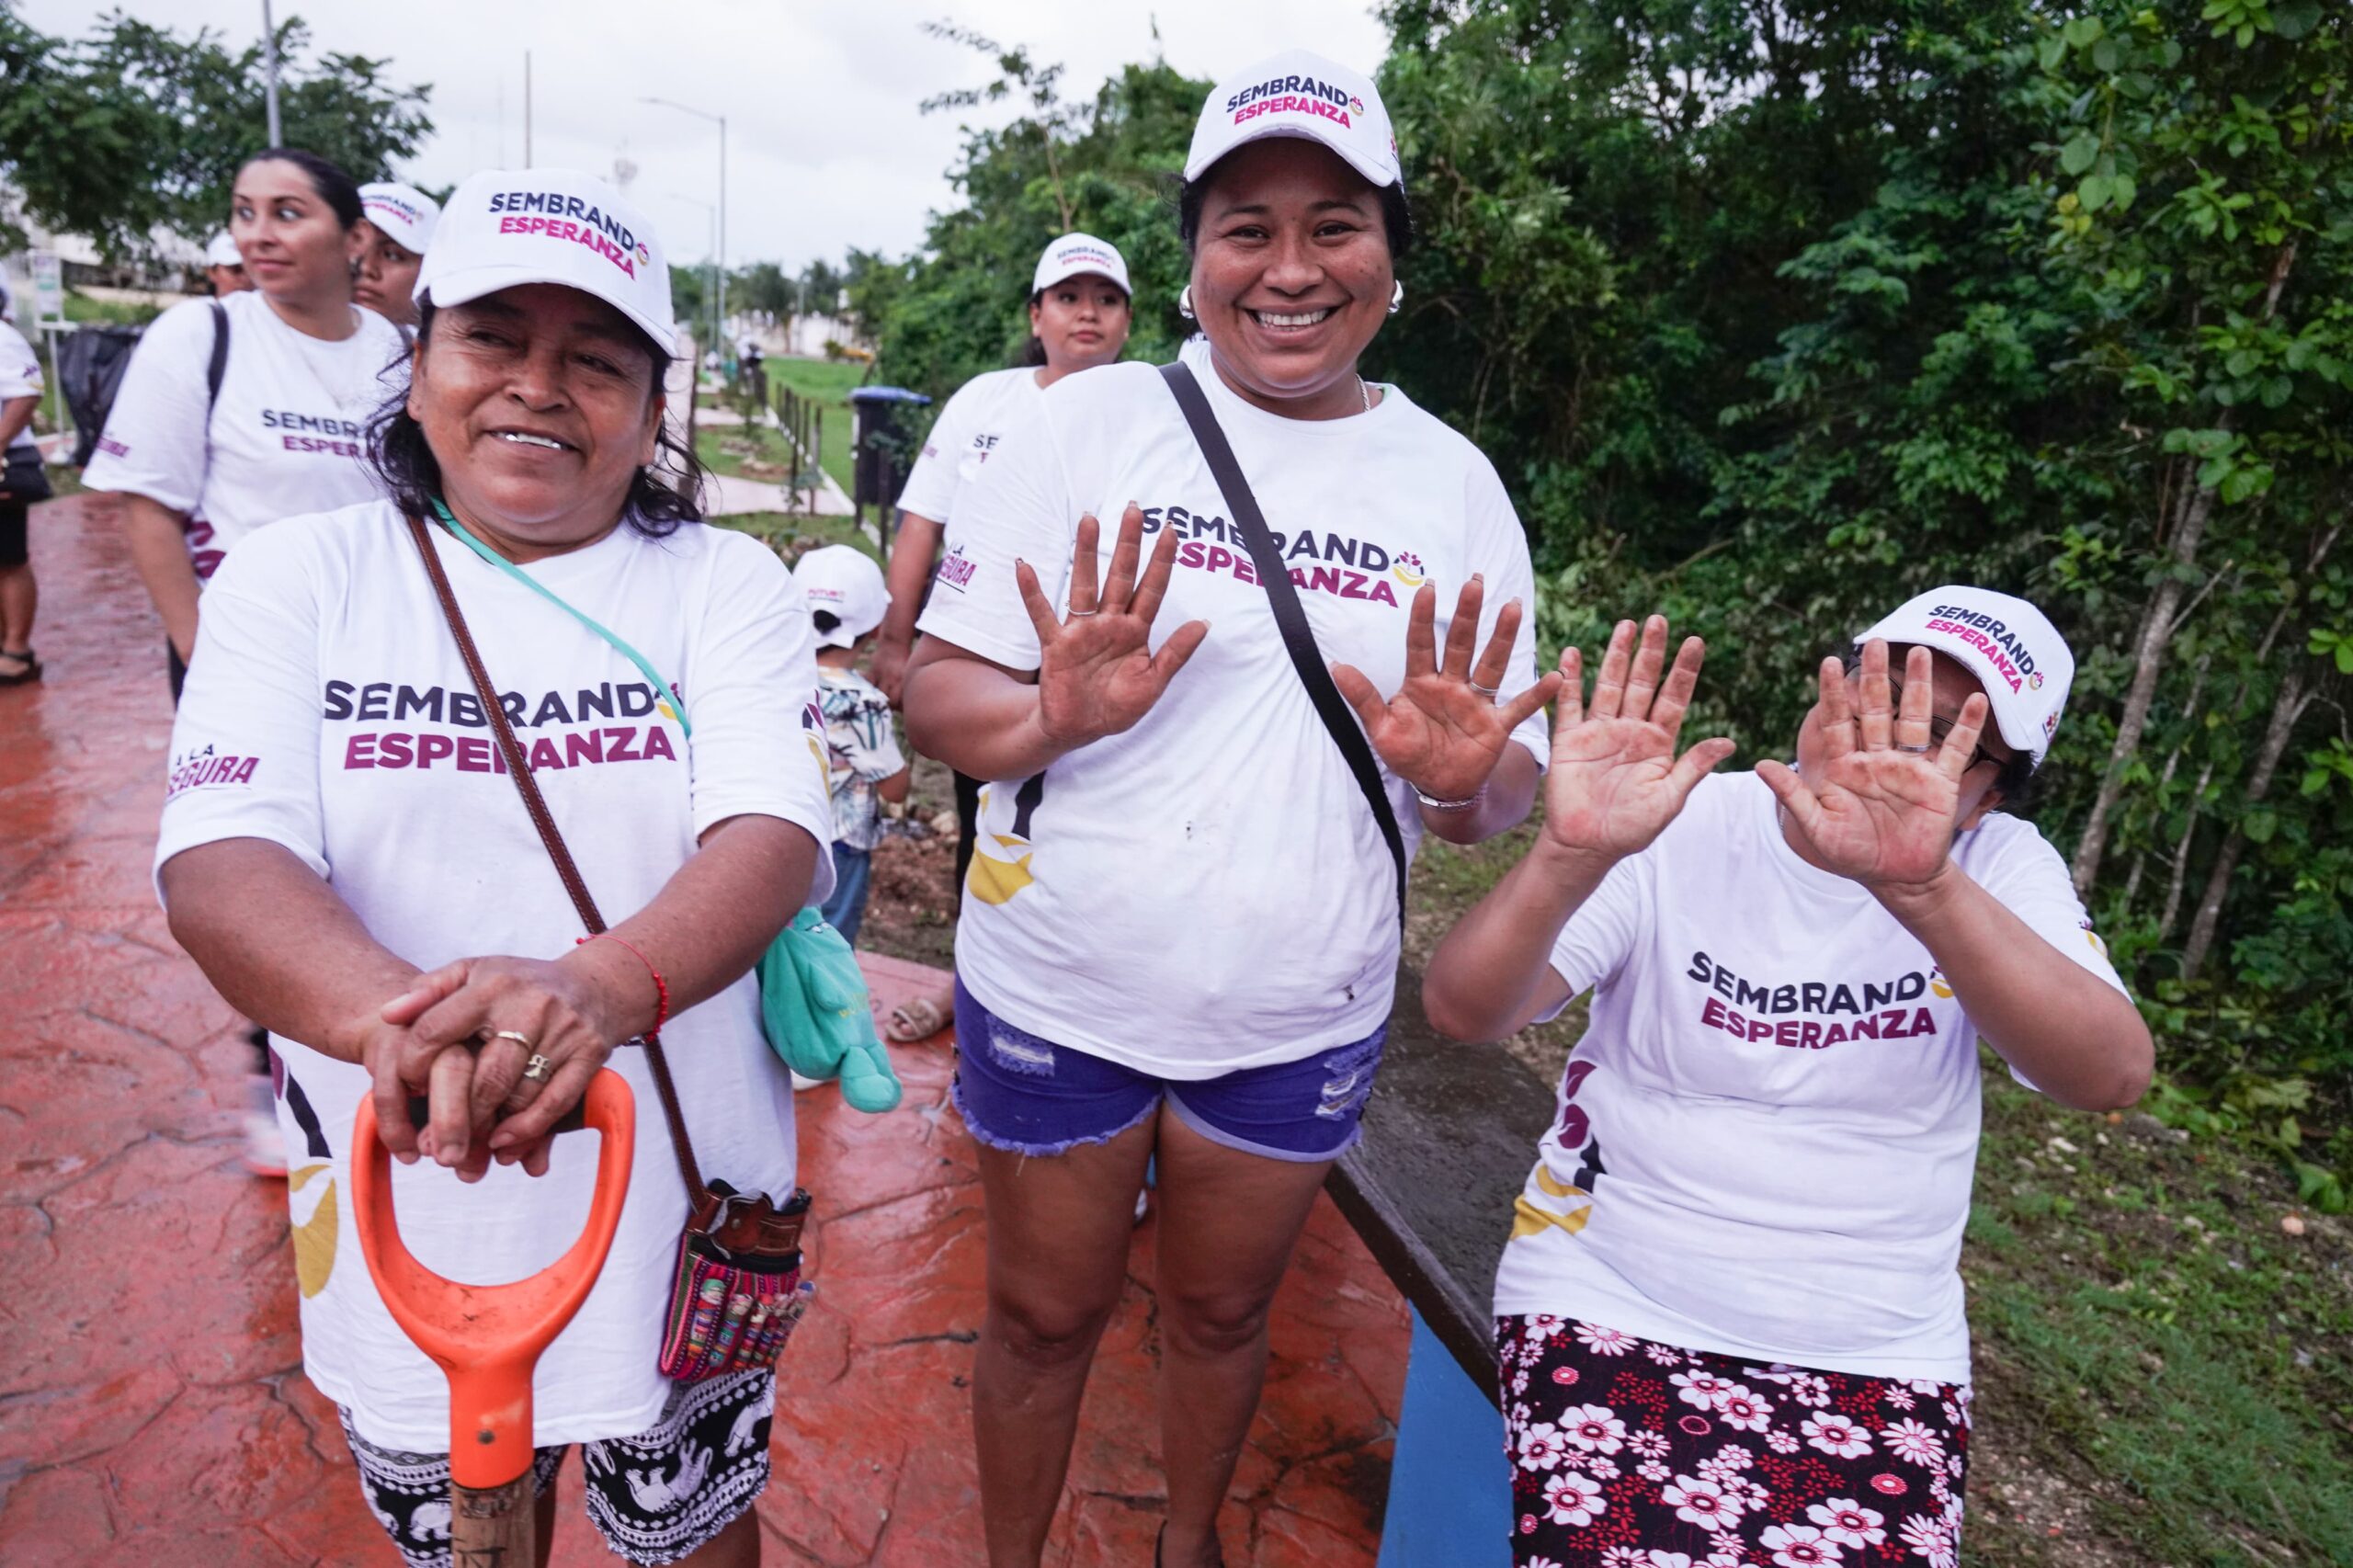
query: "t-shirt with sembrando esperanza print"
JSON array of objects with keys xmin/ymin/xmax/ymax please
[
  {"xmin": 84, "ymin": 291, "xmax": 406, "ymax": 579},
  {"xmin": 153, "ymin": 502, "xmax": 836, "ymax": 1450},
  {"xmin": 1491, "ymin": 770, "xmax": 2131, "ymax": 1384},
  {"xmin": 916, "ymin": 335, "xmax": 1550, "ymax": 1079},
  {"xmin": 894, "ymin": 366, "xmax": 1041, "ymax": 525}
]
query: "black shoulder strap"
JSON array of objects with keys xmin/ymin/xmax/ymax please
[
  {"xmin": 1157, "ymin": 360, "xmax": 1406, "ymax": 924},
  {"xmin": 205, "ymin": 300, "xmax": 229, "ymax": 412}
]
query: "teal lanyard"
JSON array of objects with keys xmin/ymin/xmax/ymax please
[{"xmin": 427, "ymin": 499, "xmax": 692, "ymax": 738}]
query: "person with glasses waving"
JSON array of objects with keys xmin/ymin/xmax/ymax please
[
  {"xmin": 903, "ymin": 50, "xmax": 1558, "ymax": 1568},
  {"xmin": 1421, "ymin": 593, "xmax": 2153, "ymax": 1568}
]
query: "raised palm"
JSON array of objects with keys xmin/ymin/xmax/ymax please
[
  {"xmin": 1020, "ymin": 505, "xmax": 1209, "ymax": 748},
  {"xmin": 1334, "ymin": 578, "xmax": 1562, "ymax": 802},
  {"xmin": 1543, "ymin": 616, "xmax": 1734, "ymax": 858},
  {"xmin": 1756, "ymin": 641, "xmax": 1992, "ymax": 888}
]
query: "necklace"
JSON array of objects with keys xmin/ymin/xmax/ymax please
[{"xmin": 1358, "ymin": 374, "xmax": 1373, "ymax": 412}]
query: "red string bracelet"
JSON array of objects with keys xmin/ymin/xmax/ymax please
[{"xmin": 577, "ymin": 932, "xmax": 670, "ymax": 1040}]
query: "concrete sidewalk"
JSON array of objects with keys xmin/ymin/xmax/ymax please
[{"xmin": 0, "ymin": 496, "xmax": 1406, "ymax": 1565}]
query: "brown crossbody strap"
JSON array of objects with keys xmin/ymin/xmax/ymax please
[{"xmin": 403, "ymin": 510, "xmax": 707, "ymax": 1200}]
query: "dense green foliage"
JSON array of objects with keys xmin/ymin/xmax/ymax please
[
  {"xmin": 0, "ymin": 6, "xmax": 432, "ymax": 259},
  {"xmin": 863, "ymin": 2, "xmax": 2353, "ymax": 1201}
]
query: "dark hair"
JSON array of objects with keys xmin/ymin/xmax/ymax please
[
  {"xmin": 1176, "ymin": 168, "xmax": 1414, "ymax": 257},
  {"xmin": 240, "ymin": 148, "xmax": 365, "ymax": 231},
  {"xmin": 1015, "ymin": 280, "xmax": 1132, "ymax": 369},
  {"xmin": 367, "ymin": 301, "xmax": 707, "ymax": 536}
]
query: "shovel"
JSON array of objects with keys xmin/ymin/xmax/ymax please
[{"xmin": 352, "ymin": 1073, "xmax": 636, "ymax": 1567}]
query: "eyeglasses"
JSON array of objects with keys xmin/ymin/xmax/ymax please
[{"xmin": 1843, "ymin": 659, "xmax": 2000, "ymax": 776}]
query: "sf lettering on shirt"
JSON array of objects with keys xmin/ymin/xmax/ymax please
[
  {"xmin": 916, "ymin": 335, "xmax": 1549, "ymax": 1080},
  {"xmin": 895, "ymin": 367, "xmax": 1042, "ymax": 526}
]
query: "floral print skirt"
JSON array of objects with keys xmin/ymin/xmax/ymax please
[{"xmin": 1496, "ymin": 1314, "xmax": 1971, "ymax": 1568}]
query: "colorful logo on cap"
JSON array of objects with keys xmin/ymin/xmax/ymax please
[
  {"xmin": 486, "ymin": 188, "xmax": 644, "ymax": 278},
  {"xmin": 1922, "ymin": 602, "xmax": 2044, "ymax": 696},
  {"xmin": 1226, "ymin": 72, "xmax": 1359, "ymax": 130}
]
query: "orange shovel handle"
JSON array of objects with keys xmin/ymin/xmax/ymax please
[{"xmin": 350, "ymin": 1070, "xmax": 636, "ymax": 1489}]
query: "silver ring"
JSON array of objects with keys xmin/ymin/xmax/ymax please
[
  {"xmin": 1469, "ymin": 681, "xmax": 1500, "ymax": 701},
  {"xmin": 1894, "ymin": 741, "xmax": 1932, "ymax": 754},
  {"xmin": 1066, "ymin": 608, "xmax": 1100, "ymax": 618},
  {"xmin": 521, "ymin": 1053, "xmax": 553, "ymax": 1083},
  {"xmin": 491, "ymin": 1029, "xmax": 534, "ymax": 1048}
]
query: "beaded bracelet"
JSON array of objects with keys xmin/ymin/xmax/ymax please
[{"xmin": 578, "ymin": 932, "xmax": 670, "ymax": 1040}]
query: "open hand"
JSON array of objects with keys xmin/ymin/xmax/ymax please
[
  {"xmin": 1542, "ymin": 615, "xmax": 1735, "ymax": 860},
  {"xmin": 1756, "ymin": 640, "xmax": 1990, "ymax": 889},
  {"xmin": 1333, "ymin": 576, "xmax": 1561, "ymax": 803},
  {"xmin": 1020, "ymin": 504, "xmax": 1209, "ymax": 749}
]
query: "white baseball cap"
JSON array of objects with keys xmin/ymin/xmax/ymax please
[
  {"xmin": 1854, "ymin": 586, "xmax": 2075, "ymax": 767},
  {"xmin": 359, "ymin": 183, "xmax": 441, "ymax": 256},
  {"xmin": 415, "ymin": 168, "xmax": 674, "ymax": 354},
  {"xmin": 797, "ymin": 545, "xmax": 889, "ymax": 648},
  {"xmin": 1186, "ymin": 49, "xmax": 1400, "ymax": 191},
  {"xmin": 1032, "ymin": 233, "xmax": 1131, "ymax": 297},
  {"xmin": 204, "ymin": 231, "xmax": 244, "ymax": 269}
]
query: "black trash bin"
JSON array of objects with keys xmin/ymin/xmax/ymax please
[{"xmin": 847, "ymin": 386, "xmax": 933, "ymax": 523}]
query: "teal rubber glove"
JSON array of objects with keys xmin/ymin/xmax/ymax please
[{"xmin": 758, "ymin": 909, "xmax": 902, "ymax": 1113}]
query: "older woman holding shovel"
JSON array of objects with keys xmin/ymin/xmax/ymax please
[{"xmin": 157, "ymin": 168, "xmax": 835, "ymax": 1567}]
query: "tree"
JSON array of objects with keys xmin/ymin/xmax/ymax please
[{"xmin": 0, "ymin": 8, "xmax": 432, "ymax": 259}]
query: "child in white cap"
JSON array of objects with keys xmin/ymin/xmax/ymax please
[{"xmin": 799, "ymin": 543, "xmax": 909, "ymax": 947}]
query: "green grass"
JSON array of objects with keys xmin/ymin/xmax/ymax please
[
  {"xmin": 762, "ymin": 359, "xmax": 863, "ymax": 497},
  {"xmin": 711, "ymin": 509, "xmax": 879, "ymax": 565}
]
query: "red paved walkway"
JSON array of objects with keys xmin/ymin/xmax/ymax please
[{"xmin": 0, "ymin": 497, "xmax": 1407, "ymax": 1566}]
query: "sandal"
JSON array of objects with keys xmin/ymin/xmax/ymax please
[
  {"xmin": 885, "ymin": 991, "xmax": 951, "ymax": 1044},
  {"xmin": 0, "ymin": 649, "xmax": 38, "ymax": 686}
]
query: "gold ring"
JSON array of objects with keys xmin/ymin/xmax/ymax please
[{"xmin": 522, "ymin": 1053, "xmax": 553, "ymax": 1083}]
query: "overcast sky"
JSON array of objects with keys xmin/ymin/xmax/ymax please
[{"xmin": 23, "ymin": 1, "xmax": 1392, "ymax": 273}]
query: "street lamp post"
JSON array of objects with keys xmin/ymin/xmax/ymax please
[
  {"xmin": 641, "ymin": 99, "xmax": 726, "ymax": 353},
  {"xmin": 260, "ymin": 0, "xmax": 281, "ymax": 143},
  {"xmin": 666, "ymin": 195, "xmax": 721, "ymax": 366}
]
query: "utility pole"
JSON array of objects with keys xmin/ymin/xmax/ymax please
[
  {"xmin": 260, "ymin": 0, "xmax": 281, "ymax": 143},
  {"xmin": 642, "ymin": 100, "xmax": 726, "ymax": 350},
  {"xmin": 523, "ymin": 51, "xmax": 533, "ymax": 167}
]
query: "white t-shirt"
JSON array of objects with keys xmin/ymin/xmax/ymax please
[
  {"xmin": 85, "ymin": 292, "xmax": 405, "ymax": 578},
  {"xmin": 917, "ymin": 337, "xmax": 1549, "ymax": 1076},
  {"xmin": 155, "ymin": 501, "xmax": 835, "ymax": 1450},
  {"xmin": 1491, "ymin": 771, "xmax": 2130, "ymax": 1382},
  {"xmin": 0, "ymin": 320, "xmax": 43, "ymax": 456},
  {"xmin": 894, "ymin": 367, "xmax": 1040, "ymax": 524}
]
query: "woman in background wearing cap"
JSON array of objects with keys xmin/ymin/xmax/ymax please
[
  {"xmin": 904, "ymin": 53, "xmax": 1554, "ymax": 1566},
  {"xmin": 1423, "ymin": 599, "xmax": 2151, "ymax": 1566},
  {"xmin": 0, "ymin": 276, "xmax": 48, "ymax": 684},
  {"xmin": 870, "ymin": 231, "xmax": 1136, "ymax": 1043},
  {"xmin": 203, "ymin": 231, "xmax": 253, "ymax": 296},
  {"xmin": 355, "ymin": 181, "xmax": 442, "ymax": 330},
  {"xmin": 87, "ymin": 147, "xmax": 407, "ymax": 1176},
  {"xmin": 153, "ymin": 168, "xmax": 834, "ymax": 1566}
]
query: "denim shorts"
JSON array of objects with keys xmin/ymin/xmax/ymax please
[{"xmin": 950, "ymin": 980, "xmax": 1387, "ymax": 1163}]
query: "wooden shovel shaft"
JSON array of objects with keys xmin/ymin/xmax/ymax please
[{"xmin": 452, "ymin": 1475, "xmax": 535, "ymax": 1567}]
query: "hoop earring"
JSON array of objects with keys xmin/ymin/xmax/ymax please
[
  {"xmin": 1389, "ymin": 280, "xmax": 1404, "ymax": 315},
  {"xmin": 1177, "ymin": 285, "xmax": 1196, "ymax": 321}
]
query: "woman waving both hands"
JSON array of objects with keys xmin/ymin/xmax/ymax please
[
  {"xmin": 904, "ymin": 49, "xmax": 1556, "ymax": 1567},
  {"xmin": 1426, "ymin": 597, "xmax": 2151, "ymax": 1568}
]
